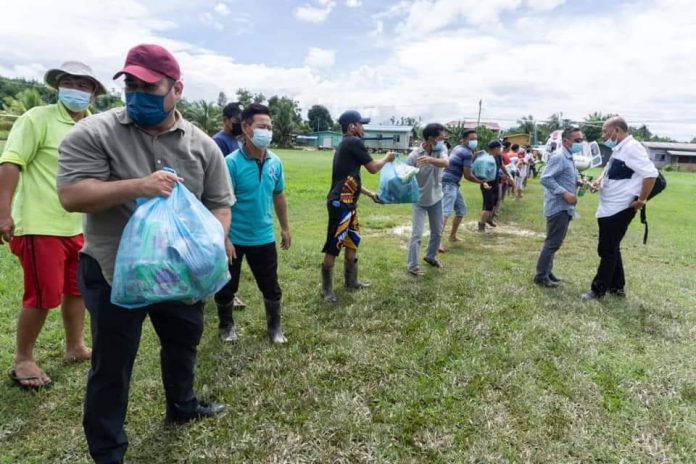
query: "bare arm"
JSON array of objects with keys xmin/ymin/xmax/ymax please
[
  {"xmin": 210, "ymin": 207, "xmax": 231, "ymax": 237},
  {"xmin": 273, "ymin": 192, "xmax": 291, "ymax": 249},
  {"xmin": 364, "ymin": 152, "xmax": 396, "ymax": 174},
  {"xmin": 58, "ymin": 171, "xmax": 180, "ymax": 214},
  {"xmin": 0, "ymin": 163, "xmax": 20, "ymax": 243}
]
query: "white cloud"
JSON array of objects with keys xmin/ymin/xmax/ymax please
[
  {"xmin": 305, "ymin": 47, "xmax": 336, "ymax": 68},
  {"xmin": 294, "ymin": 1, "xmax": 336, "ymax": 23},
  {"xmin": 346, "ymin": 0, "xmax": 362, "ymax": 6},
  {"xmin": 1, "ymin": 0, "xmax": 695, "ymax": 140},
  {"xmin": 213, "ymin": 3, "xmax": 231, "ymax": 15}
]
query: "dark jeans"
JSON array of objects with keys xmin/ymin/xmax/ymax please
[
  {"xmin": 79, "ymin": 254, "xmax": 204, "ymax": 464},
  {"xmin": 215, "ymin": 242, "xmax": 281, "ymax": 307},
  {"xmin": 591, "ymin": 207, "xmax": 637, "ymax": 296},
  {"xmin": 535, "ymin": 211, "xmax": 572, "ymax": 279}
]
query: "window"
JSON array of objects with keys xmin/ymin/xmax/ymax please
[{"xmin": 394, "ymin": 135, "xmax": 400, "ymax": 143}]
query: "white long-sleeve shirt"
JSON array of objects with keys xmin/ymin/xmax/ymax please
[{"xmin": 597, "ymin": 136, "xmax": 658, "ymax": 218}]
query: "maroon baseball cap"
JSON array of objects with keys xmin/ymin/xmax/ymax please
[{"xmin": 113, "ymin": 44, "xmax": 181, "ymax": 83}]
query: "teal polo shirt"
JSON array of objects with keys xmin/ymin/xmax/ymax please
[{"xmin": 226, "ymin": 147, "xmax": 285, "ymax": 246}]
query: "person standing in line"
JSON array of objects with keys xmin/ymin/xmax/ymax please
[
  {"xmin": 439, "ymin": 128, "xmax": 491, "ymax": 250},
  {"xmin": 213, "ymin": 103, "xmax": 291, "ymax": 344},
  {"xmin": 320, "ymin": 110, "xmax": 395, "ymax": 304},
  {"xmin": 57, "ymin": 44, "xmax": 233, "ymax": 463},
  {"xmin": 0, "ymin": 61, "xmax": 105, "ymax": 389},
  {"xmin": 405, "ymin": 123, "xmax": 449, "ymax": 276}
]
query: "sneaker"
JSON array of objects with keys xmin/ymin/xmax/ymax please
[
  {"xmin": 581, "ymin": 290, "xmax": 601, "ymax": 301},
  {"xmin": 609, "ymin": 288, "xmax": 626, "ymax": 298},
  {"xmin": 533, "ymin": 277, "xmax": 559, "ymax": 288},
  {"xmin": 232, "ymin": 296, "xmax": 246, "ymax": 309},
  {"xmin": 165, "ymin": 400, "xmax": 225, "ymax": 425},
  {"xmin": 423, "ymin": 257, "xmax": 443, "ymax": 268},
  {"xmin": 408, "ymin": 267, "xmax": 425, "ymax": 276}
]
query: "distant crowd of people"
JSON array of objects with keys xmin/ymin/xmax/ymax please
[{"xmin": 0, "ymin": 43, "xmax": 659, "ymax": 464}]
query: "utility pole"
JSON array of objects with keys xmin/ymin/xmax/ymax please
[{"xmin": 476, "ymin": 99, "xmax": 482, "ymax": 127}]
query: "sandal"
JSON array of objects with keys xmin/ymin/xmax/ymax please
[{"xmin": 8, "ymin": 368, "xmax": 53, "ymax": 391}]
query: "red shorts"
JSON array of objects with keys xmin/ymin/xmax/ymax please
[{"xmin": 9, "ymin": 234, "xmax": 84, "ymax": 309}]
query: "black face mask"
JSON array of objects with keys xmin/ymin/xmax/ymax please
[{"xmin": 231, "ymin": 122, "xmax": 243, "ymax": 136}]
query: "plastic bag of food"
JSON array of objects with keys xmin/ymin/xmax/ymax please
[{"xmin": 111, "ymin": 170, "xmax": 230, "ymax": 308}]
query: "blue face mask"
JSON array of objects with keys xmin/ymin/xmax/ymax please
[
  {"xmin": 571, "ymin": 142, "xmax": 584, "ymax": 154},
  {"xmin": 125, "ymin": 89, "xmax": 173, "ymax": 128},
  {"xmin": 468, "ymin": 140, "xmax": 478, "ymax": 150},
  {"xmin": 605, "ymin": 138, "xmax": 618, "ymax": 148},
  {"xmin": 58, "ymin": 87, "xmax": 92, "ymax": 112},
  {"xmin": 251, "ymin": 128, "xmax": 273, "ymax": 149},
  {"xmin": 432, "ymin": 140, "xmax": 445, "ymax": 152}
]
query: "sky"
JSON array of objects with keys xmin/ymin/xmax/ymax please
[{"xmin": 1, "ymin": 0, "xmax": 694, "ymax": 140}]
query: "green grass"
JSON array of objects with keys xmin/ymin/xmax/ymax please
[{"xmin": 1, "ymin": 149, "xmax": 695, "ymax": 463}]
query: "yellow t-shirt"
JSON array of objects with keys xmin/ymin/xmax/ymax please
[{"xmin": 0, "ymin": 102, "xmax": 85, "ymax": 236}]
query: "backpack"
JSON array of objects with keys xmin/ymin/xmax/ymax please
[
  {"xmin": 640, "ymin": 171, "xmax": 667, "ymax": 244},
  {"xmin": 472, "ymin": 152, "xmax": 497, "ymax": 181}
]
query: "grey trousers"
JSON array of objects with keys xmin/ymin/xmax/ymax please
[
  {"xmin": 535, "ymin": 211, "xmax": 571, "ymax": 279},
  {"xmin": 408, "ymin": 200, "xmax": 443, "ymax": 271}
]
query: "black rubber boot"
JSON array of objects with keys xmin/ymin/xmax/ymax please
[
  {"xmin": 216, "ymin": 302, "xmax": 238, "ymax": 343},
  {"xmin": 264, "ymin": 299, "xmax": 287, "ymax": 344},
  {"xmin": 321, "ymin": 265, "xmax": 338, "ymax": 304},
  {"xmin": 344, "ymin": 258, "xmax": 371, "ymax": 290}
]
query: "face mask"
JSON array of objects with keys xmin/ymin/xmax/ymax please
[
  {"xmin": 231, "ymin": 122, "xmax": 243, "ymax": 136},
  {"xmin": 250, "ymin": 128, "xmax": 272, "ymax": 149},
  {"xmin": 604, "ymin": 130, "xmax": 618, "ymax": 148},
  {"xmin": 468, "ymin": 140, "xmax": 478, "ymax": 150},
  {"xmin": 125, "ymin": 89, "xmax": 173, "ymax": 128},
  {"xmin": 432, "ymin": 140, "xmax": 445, "ymax": 152},
  {"xmin": 571, "ymin": 142, "xmax": 584, "ymax": 154},
  {"xmin": 58, "ymin": 87, "xmax": 92, "ymax": 112}
]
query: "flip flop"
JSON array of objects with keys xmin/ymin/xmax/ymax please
[{"xmin": 8, "ymin": 368, "xmax": 53, "ymax": 391}]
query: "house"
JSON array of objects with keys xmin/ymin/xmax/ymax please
[
  {"xmin": 297, "ymin": 130, "xmax": 343, "ymax": 149},
  {"xmin": 362, "ymin": 125, "xmax": 413, "ymax": 152},
  {"xmin": 642, "ymin": 141, "xmax": 696, "ymax": 171},
  {"xmin": 503, "ymin": 133, "xmax": 531, "ymax": 146},
  {"xmin": 445, "ymin": 120, "xmax": 501, "ymax": 132}
]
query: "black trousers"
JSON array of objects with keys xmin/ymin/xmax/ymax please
[
  {"xmin": 79, "ymin": 254, "xmax": 204, "ymax": 464},
  {"xmin": 215, "ymin": 242, "xmax": 281, "ymax": 306},
  {"xmin": 591, "ymin": 207, "xmax": 637, "ymax": 296}
]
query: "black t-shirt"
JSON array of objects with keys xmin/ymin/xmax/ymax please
[{"xmin": 327, "ymin": 135, "xmax": 374, "ymax": 205}]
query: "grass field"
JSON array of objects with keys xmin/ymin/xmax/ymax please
[{"xmin": 1, "ymin": 149, "xmax": 695, "ymax": 463}]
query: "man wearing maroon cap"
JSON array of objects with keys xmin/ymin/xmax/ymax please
[{"xmin": 57, "ymin": 44, "xmax": 235, "ymax": 464}]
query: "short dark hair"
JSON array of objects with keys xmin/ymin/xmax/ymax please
[
  {"xmin": 462, "ymin": 129, "xmax": 477, "ymax": 139},
  {"xmin": 511, "ymin": 144, "xmax": 519, "ymax": 151},
  {"xmin": 562, "ymin": 126, "xmax": 581, "ymax": 140},
  {"xmin": 241, "ymin": 103, "xmax": 270, "ymax": 124},
  {"xmin": 223, "ymin": 102, "xmax": 242, "ymax": 119},
  {"xmin": 488, "ymin": 140, "xmax": 502, "ymax": 149},
  {"xmin": 422, "ymin": 123, "xmax": 446, "ymax": 140},
  {"xmin": 503, "ymin": 141, "xmax": 511, "ymax": 149}
]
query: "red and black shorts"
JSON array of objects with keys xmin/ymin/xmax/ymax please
[{"xmin": 9, "ymin": 234, "xmax": 84, "ymax": 309}]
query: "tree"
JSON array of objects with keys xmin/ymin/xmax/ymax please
[
  {"xmin": 217, "ymin": 91, "xmax": 227, "ymax": 108},
  {"xmin": 307, "ymin": 105, "xmax": 333, "ymax": 132},
  {"xmin": 236, "ymin": 88, "xmax": 266, "ymax": 107},
  {"xmin": 92, "ymin": 89, "xmax": 124, "ymax": 113},
  {"xmin": 629, "ymin": 124, "xmax": 652, "ymax": 141},
  {"xmin": 269, "ymin": 97, "xmax": 299, "ymax": 148},
  {"xmin": 581, "ymin": 112, "xmax": 612, "ymax": 142},
  {"xmin": 180, "ymin": 100, "xmax": 222, "ymax": 135},
  {"xmin": 515, "ymin": 115, "xmax": 535, "ymax": 135},
  {"xmin": 2, "ymin": 88, "xmax": 44, "ymax": 114}
]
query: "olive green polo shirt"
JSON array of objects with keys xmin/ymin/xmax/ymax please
[
  {"xmin": 0, "ymin": 102, "xmax": 86, "ymax": 236},
  {"xmin": 57, "ymin": 107, "xmax": 235, "ymax": 284}
]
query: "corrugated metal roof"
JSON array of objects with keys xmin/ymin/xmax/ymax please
[
  {"xmin": 666, "ymin": 150, "xmax": 696, "ymax": 157},
  {"xmin": 363, "ymin": 125, "xmax": 413, "ymax": 132},
  {"xmin": 643, "ymin": 142, "xmax": 696, "ymax": 151}
]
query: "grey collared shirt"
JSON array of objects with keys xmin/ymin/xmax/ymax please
[
  {"xmin": 57, "ymin": 107, "xmax": 235, "ymax": 284},
  {"xmin": 406, "ymin": 146, "xmax": 448, "ymax": 207},
  {"xmin": 540, "ymin": 147, "xmax": 579, "ymax": 218}
]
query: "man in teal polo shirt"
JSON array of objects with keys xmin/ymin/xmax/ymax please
[{"xmin": 214, "ymin": 103, "xmax": 291, "ymax": 343}]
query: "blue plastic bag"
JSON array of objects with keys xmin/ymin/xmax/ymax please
[
  {"xmin": 377, "ymin": 160, "xmax": 420, "ymax": 204},
  {"xmin": 471, "ymin": 152, "xmax": 497, "ymax": 181},
  {"xmin": 111, "ymin": 172, "xmax": 230, "ymax": 309}
]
